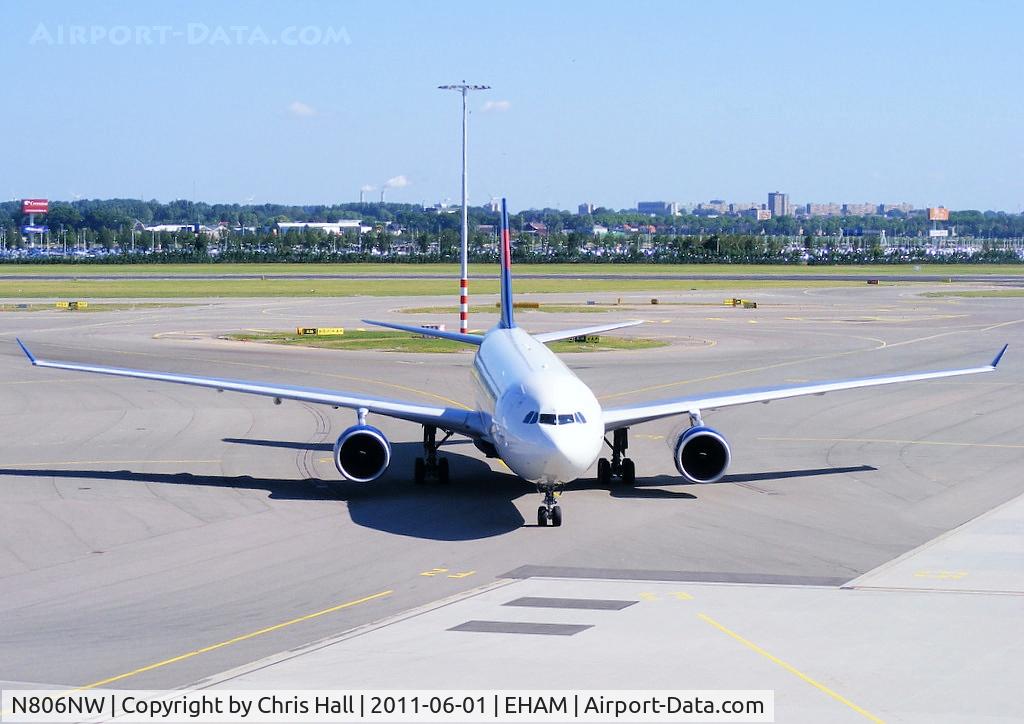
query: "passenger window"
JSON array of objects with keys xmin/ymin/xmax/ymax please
[
  {"xmin": 557, "ymin": 414, "xmax": 575, "ymax": 425},
  {"xmin": 538, "ymin": 413, "xmax": 556, "ymax": 425},
  {"xmin": 575, "ymin": 412, "xmax": 587, "ymax": 424}
]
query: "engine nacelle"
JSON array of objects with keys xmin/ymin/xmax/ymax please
[
  {"xmin": 674, "ymin": 426, "xmax": 731, "ymax": 484},
  {"xmin": 333, "ymin": 425, "xmax": 391, "ymax": 482}
]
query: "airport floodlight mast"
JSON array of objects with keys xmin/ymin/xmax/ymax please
[{"xmin": 438, "ymin": 81, "xmax": 490, "ymax": 334}]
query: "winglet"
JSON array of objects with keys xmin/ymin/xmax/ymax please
[
  {"xmin": 16, "ymin": 338, "xmax": 37, "ymax": 365},
  {"xmin": 991, "ymin": 344, "xmax": 1008, "ymax": 368}
]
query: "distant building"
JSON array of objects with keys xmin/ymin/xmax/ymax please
[
  {"xmin": 879, "ymin": 202, "xmax": 914, "ymax": 215},
  {"xmin": 523, "ymin": 221, "xmax": 549, "ymax": 236},
  {"xmin": 142, "ymin": 223, "xmax": 195, "ymax": 233},
  {"xmin": 698, "ymin": 199, "xmax": 729, "ymax": 214},
  {"xmin": 487, "ymin": 198, "xmax": 501, "ymax": 213},
  {"xmin": 275, "ymin": 221, "xmax": 364, "ymax": 235},
  {"xmin": 805, "ymin": 202, "xmax": 843, "ymax": 217},
  {"xmin": 754, "ymin": 209, "xmax": 772, "ymax": 221},
  {"xmin": 842, "ymin": 202, "xmax": 876, "ymax": 216},
  {"xmin": 142, "ymin": 223, "xmax": 226, "ymax": 237},
  {"xmin": 768, "ymin": 192, "xmax": 789, "ymax": 217},
  {"xmin": 729, "ymin": 202, "xmax": 760, "ymax": 214},
  {"xmin": 637, "ymin": 201, "xmax": 679, "ymax": 216},
  {"xmin": 578, "ymin": 202, "xmax": 595, "ymax": 215}
]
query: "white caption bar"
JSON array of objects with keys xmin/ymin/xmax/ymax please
[{"xmin": 1, "ymin": 690, "xmax": 774, "ymax": 723}]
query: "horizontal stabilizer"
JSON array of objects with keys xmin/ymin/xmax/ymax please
[
  {"xmin": 534, "ymin": 320, "xmax": 644, "ymax": 344},
  {"xmin": 362, "ymin": 319, "xmax": 484, "ymax": 345}
]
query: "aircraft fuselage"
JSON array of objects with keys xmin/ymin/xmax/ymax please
[{"xmin": 472, "ymin": 327, "xmax": 603, "ymax": 484}]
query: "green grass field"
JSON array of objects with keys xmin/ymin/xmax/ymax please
[
  {"xmin": 1, "ymin": 262, "xmax": 1023, "ymax": 277},
  {"xmin": 1, "ymin": 261, "xmax": 1017, "ymax": 298},
  {"xmin": 0, "ymin": 277, "xmax": 868, "ymax": 298},
  {"xmin": 226, "ymin": 329, "xmax": 667, "ymax": 354},
  {"xmin": 0, "ymin": 302, "xmax": 193, "ymax": 312}
]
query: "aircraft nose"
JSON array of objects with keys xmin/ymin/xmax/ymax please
[{"xmin": 537, "ymin": 428, "xmax": 601, "ymax": 482}]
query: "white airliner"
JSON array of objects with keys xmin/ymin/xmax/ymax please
[{"xmin": 17, "ymin": 200, "xmax": 1006, "ymax": 526}]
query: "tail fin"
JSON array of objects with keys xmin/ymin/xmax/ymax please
[{"xmin": 499, "ymin": 198, "xmax": 515, "ymax": 329}]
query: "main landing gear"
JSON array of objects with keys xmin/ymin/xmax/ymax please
[
  {"xmin": 537, "ymin": 486, "xmax": 563, "ymax": 527},
  {"xmin": 597, "ymin": 428, "xmax": 635, "ymax": 487},
  {"xmin": 413, "ymin": 425, "xmax": 452, "ymax": 485}
]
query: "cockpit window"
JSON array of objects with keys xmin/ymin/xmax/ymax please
[
  {"xmin": 533, "ymin": 413, "xmax": 578, "ymax": 425},
  {"xmin": 527, "ymin": 411, "xmax": 586, "ymax": 425}
]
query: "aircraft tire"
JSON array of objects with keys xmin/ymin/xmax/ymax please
[{"xmin": 621, "ymin": 458, "xmax": 636, "ymax": 486}]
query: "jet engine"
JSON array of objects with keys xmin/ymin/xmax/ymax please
[
  {"xmin": 673, "ymin": 426, "xmax": 731, "ymax": 483},
  {"xmin": 333, "ymin": 425, "xmax": 391, "ymax": 482}
]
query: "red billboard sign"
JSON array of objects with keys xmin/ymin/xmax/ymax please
[{"xmin": 22, "ymin": 199, "xmax": 49, "ymax": 214}]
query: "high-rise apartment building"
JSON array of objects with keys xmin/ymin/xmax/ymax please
[{"xmin": 768, "ymin": 192, "xmax": 789, "ymax": 217}]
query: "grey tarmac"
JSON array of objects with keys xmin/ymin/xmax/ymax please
[{"xmin": 0, "ymin": 282, "xmax": 1021, "ymax": 722}]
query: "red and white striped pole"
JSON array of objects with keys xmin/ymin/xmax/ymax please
[
  {"xmin": 439, "ymin": 81, "xmax": 489, "ymax": 335},
  {"xmin": 459, "ymin": 276, "xmax": 469, "ymax": 334},
  {"xmin": 458, "ymin": 85, "xmax": 470, "ymax": 334}
]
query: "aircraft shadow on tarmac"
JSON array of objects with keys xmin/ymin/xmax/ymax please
[
  {"xmin": 641, "ymin": 464, "xmax": 878, "ymax": 488},
  {"xmin": 0, "ymin": 438, "xmax": 875, "ymax": 540}
]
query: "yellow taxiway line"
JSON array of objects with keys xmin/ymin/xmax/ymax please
[
  {"xmin": 698, "ymin": 612, "xmax": 885, "ymax": 723},
  {"xmin": 76, "ymin": 590, "xmax": 394, "ymax": 690}
]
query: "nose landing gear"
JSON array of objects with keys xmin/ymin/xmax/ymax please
[
  {"xmin": 597, "ymin": 428, "xmax": 635, "ymax": 486},
  {"xmin": 413, "ymin": 425, "xmax": 452, "ymax": 485},
  {"xmin": 537, "ymin": 486, "xmax": 562, "ymax": 527}
]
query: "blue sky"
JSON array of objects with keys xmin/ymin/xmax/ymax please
[{"xmin": 2, "ymin": 1, "xmax": 1021, "ymax": 211}]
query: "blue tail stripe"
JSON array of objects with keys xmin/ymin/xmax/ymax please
[{"xmin": 499, "ymin": 198, "xmax": 515, "ymax": 329}]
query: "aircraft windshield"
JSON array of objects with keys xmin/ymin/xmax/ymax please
[{"xmin": 523, "ymin": 411, "xmax": 585, "ymax": 426}]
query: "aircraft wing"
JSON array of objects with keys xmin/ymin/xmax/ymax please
[
  {"xmin": 601, "ymin": 345, "xmax": 1007, "ymax": 431},
  {"xmin": 16, "ymin": 339, "xmax": 487, "ymax": 438},
  {"xmin": 533, "ymin": 320, "xmax": 644, "ymax": 344},
  {"xmin": 362, "ymin": 319, "xmax": 484, "ymax": 345}
]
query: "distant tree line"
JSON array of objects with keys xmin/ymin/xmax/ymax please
[
  {"xmin": 2, "ymin": 198, "xmax": 1022, "ymax": 265},
  {"xmin": 2, "ymin": 198, "xmax": 1024, "ymax": 236}
]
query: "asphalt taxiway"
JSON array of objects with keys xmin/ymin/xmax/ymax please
[{"xmin": 0, "ymin": 281, "xmax": 1021, "ymax": 721}]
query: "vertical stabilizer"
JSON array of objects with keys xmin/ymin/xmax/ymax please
[{"xmin": 499, "ymin": 198, "xmax": 516, "ymax": 329}]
